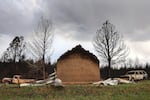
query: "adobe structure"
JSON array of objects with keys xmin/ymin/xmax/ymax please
[{"xmin": 56, "ymin": 45, "xmax": 100, "ymax": 84}]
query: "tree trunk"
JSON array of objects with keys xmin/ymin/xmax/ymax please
[
  {"xmin": 108, "ymin": 59, "xmax": 111, "ymax": 78},
  {"xmin": 42, "ymin": 59, "xmax": 46, "ymax": 80}
]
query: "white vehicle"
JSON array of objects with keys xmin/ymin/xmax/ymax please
[{"xmin": 122, "ymin": 70, "xmax": 148, "ymax": 81}]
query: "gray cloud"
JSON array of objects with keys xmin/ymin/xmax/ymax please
[
  {"xmin": 0, "ymin": 0, "xmax": 43, "ymax": 36},
  {"xmin": 43, "ymin": 0, "xmax": 150, "ymax": 41},
  {"xmin": 0, "ymin": 0, "xmax": 150, "ymax": 41}
]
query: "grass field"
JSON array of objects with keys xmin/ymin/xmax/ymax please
[{"xmin": 0, "ymin": 80, "xmax": 150, "ymax": 100}]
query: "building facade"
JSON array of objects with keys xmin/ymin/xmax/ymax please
[{"xmin": 56, "ymin": 45, "xmax": 100, "ymax": 84}]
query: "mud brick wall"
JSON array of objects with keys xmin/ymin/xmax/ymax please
[{"xmin": 57, "ymin": 54, "xmax": 100, "ymax": 84}]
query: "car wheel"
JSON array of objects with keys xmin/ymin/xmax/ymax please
[
  {"xmin": 131, "ymin": 78, "xmax": 134, "ymax": 82},
  {"xmin": 143, "ymin": 77, "xmax": 146, "ymax": 80},
  {"xmin": 4, "ymin": 81, "xmax": 10, "ymax": 85}
]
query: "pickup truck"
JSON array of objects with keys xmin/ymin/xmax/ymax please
[{"xmin": 2, "ymin": 75, "xmax": 35, "ymax": 84}]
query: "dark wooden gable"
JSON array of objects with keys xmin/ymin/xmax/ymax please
[{"xmin": 57, "ymin": 44, "xmax": 99, "ymax": 65}]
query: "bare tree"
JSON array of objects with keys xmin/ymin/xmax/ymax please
[
  {"xmin": 93, "ymin": 20, "xmax": 129, "ymax": 78},
  {"xmin": 29, "ymin": 16, "xmax": 53, "ymax": 79},
  {"xmin": 1, "ymin": 36, "xmax": 25, "ymax": 63}
]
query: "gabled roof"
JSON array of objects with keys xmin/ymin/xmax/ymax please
[{"xmin": 57, "ymin": 45, "xmax": 99, "ymax": 64}]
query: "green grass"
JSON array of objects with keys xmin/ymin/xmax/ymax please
[{"xmin": 0, "ymin": 80, "xmax": 150, "ymax": 100}]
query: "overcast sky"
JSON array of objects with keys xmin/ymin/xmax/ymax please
[{"xmin": 0, "ymin": 0, "xmax": 150, "ymax": 64}]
